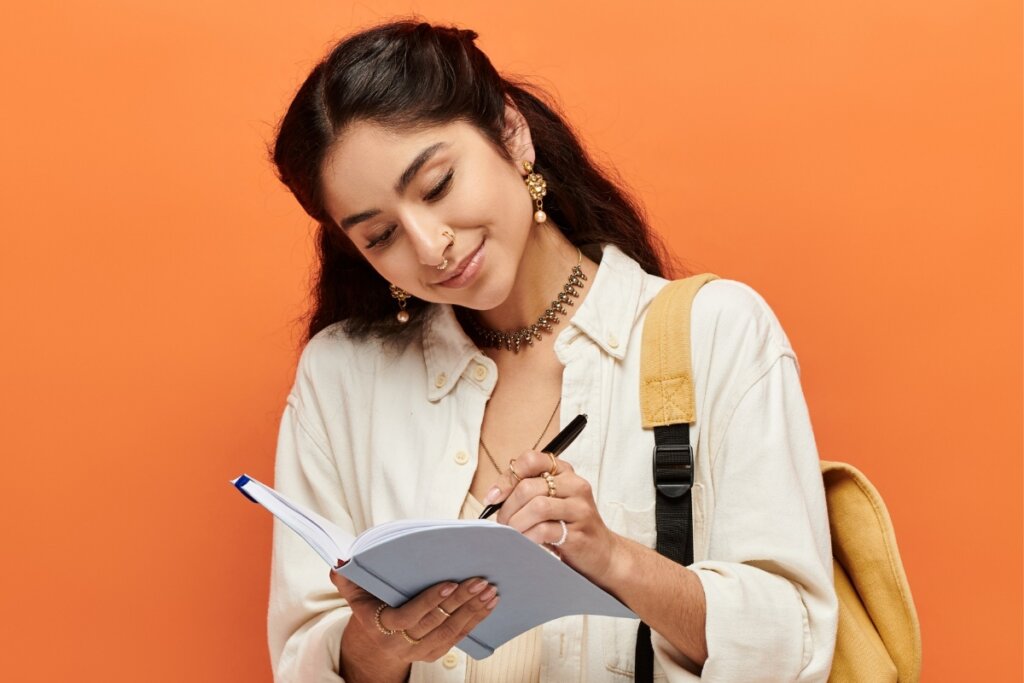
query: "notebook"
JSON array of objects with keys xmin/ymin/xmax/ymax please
[{"xmin": 232, "ymin": 474, "xmax": 636, "ymax": 659}]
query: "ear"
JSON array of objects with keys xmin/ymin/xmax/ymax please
[{"xmin": 502, "ymin": 104, "xmax": 535, "ymax": 175}]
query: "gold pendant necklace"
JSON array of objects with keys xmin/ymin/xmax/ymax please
[{"xmin": 479, "ymin": 398, "xmax": 562, "ymax": 475}]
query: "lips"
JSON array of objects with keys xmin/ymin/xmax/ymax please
[{"xmin": 434, "ymin": 240, "xmax": 485, "ymax": 288}]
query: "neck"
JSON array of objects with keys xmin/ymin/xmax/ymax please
[{"xmin": 475, "ymin": 223, "xmax": 587, "ymax": 334}]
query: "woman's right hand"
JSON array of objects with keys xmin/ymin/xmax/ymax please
[{"xmin": 330, "ymin": 570, "xmax": 500, "ymax": 668}]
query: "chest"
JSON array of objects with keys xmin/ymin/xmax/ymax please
[
  {"xmin": 471, "ymin": 351, "xmax": 565, "ymax": 498},
  {"xmin": 353, "ymin": 337, "xmax": 674, "ymax": 545}
]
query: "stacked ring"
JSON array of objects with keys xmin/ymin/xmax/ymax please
[
  {"xmin": 375, "ymin": 602, "xmax": 395, "ymax": 636},
  {"xmin": 545, "ymin": 451, "xmax": 559, "ymax": 475},
  {"xmin": 543, "ymin": 472, "xmax": 557, "ymax": 497},
  {"xmin": 508, "ymin": 459, "xmax": 523, "ymax": 483},
  {"xmin": 401, "ymin": 630, "xmax": 423, "ymax": 645}
]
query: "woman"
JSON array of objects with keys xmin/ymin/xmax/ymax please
[{"xmin": 268, "ymin": 20, "xmax": 837, "ymax": 683}]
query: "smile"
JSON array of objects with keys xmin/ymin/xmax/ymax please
[{"xmin": 436, "ymin": 240, "xmax": 486, "ymax": 289}]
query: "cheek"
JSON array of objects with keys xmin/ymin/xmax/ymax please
[
  {"xmin": 370, "ymin": 245, "xmax": 419, "ymax": 285},
  {"xmin": 448, "ymin": 165, "xmax": 532, "ymax": 230}
]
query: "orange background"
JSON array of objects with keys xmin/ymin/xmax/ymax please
[{"xmin": 1, "ymin": 1, "xmax": 1020, "ymax": 681}]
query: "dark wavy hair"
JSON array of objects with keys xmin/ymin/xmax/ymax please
[{"xmin": 270, "ymin": 20, "xmax": 674, "ymax": 345}]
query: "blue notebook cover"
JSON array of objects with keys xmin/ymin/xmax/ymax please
[{"xmin": 232, "ymin": 474, "xmax": 636, "ymax": 659}]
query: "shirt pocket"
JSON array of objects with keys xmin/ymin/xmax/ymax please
[
  {"xmin": 600, "ymin": 616, "xmax": 668, "ymax": 680},
  {"xmin": 605, "ymin": 498, "xmax": 657, "ymax": 549},
  {"xmin": 602, "ymin": 499, "xmax": 659, "ymax": 678}
]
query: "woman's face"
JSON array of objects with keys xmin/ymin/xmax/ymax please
[{"xmin": 320, "ymin": 109, "xmax": 536, "ymax": 312}]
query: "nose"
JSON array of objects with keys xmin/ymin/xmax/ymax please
[{"xmin": 401, "ymin": 209, "xmax": 449, "ymax": 268}]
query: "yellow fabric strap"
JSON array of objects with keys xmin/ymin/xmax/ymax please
[{"xmin": 639, "ymin": 274, "xmax": 720, "ymax": 428}]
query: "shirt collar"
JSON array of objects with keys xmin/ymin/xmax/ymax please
[
  {"xmin": 421, "ymin": 243, "xmax": 646, "ymax": 400},
  {"xmin": 422, "ymin": 305, "xmax": 482, "ymax": 401},
  {"xmin": 560, "ymin": 243, "xmax": 644, "ymax": 360}
]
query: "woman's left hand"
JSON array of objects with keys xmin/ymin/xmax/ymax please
[{"xmin": 485, "ymin": 450, "xmax": 622, "ymax": 581}]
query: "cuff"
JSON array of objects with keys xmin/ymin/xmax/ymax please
[
  {"xmin": 693, "ymin": 562, "xmax": 809, "ymax": 682},
  {"xmin": 274, "ymin": 607, "xmax": 353, "ymax": 683}
]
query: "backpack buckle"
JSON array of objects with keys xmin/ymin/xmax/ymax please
[{"xmin": 652, "ymin": 443, "xmax": 693, "ymax": 498}]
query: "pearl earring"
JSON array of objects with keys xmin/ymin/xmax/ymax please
[
  {"xmin": 389, "ymin": 284, "xmax": 411, "ymax": 323},
  {"xmin": 523, "ymin": 160, "xmax": 547, "ymax": 224}
]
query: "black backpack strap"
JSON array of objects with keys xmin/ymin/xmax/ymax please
[{"xmin": 634, "ymin": 422, "xmax": 694, "ymax": 682}]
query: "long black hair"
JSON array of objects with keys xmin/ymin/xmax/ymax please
[{"xmin": 271, "ymin": 20, "xmax": 673, "ymax": 345}]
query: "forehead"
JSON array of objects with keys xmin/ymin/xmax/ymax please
[{"xmin": 321, "ymin": 119, "xmax": 479, "ymax": 212}]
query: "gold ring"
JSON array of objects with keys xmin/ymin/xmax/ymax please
[
  {"xmin": 543, "ymin": 471, "xmax": 557, "ymax": 497},
  {"xmin": 442, "ymin": 229, "xmax": 455, "ymax": 245},
  {"xmin": 545, "ymin": 451, "xmax": 558, "ymax": 476},
  {"xmin": 509, "ymin": 459, "xmax": 522, "ymax": 483},
  {"xmin": 374, "ymin": 602, "xmax": 395, "ymax": 636},
  {"xmin": 401, "ymin": 629, "xmax": 423, "ymax": 645},
  {"xmin": 435, "ymin": 256, "xmax": 449, "ymax": 271},
  {"xmin": 437, "ymin": 606, "xmax": 453, "ymax": 618}
]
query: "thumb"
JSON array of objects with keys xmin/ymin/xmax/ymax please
[{"xmin": 329, "ymin": 570, "xmax": 375, "ymax": 606}]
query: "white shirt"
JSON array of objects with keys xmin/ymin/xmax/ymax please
[{"xmin": 268, "ymin": 244, "xmax": 838, "ymax": 682}]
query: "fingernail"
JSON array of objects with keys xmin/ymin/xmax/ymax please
[
  {"xmin": 469, "ymin": 580, "xmax": 487, "ymax": 594},
  {"xmin": 479, "ymin": 586, "xmax": 497, "ymax": 602},
  {"xmin": 440, "ymin": 583, "xmax": 457, "ymax": 597},
  {"xmin": 484, "ymin": 487, "xmax": 501, "ymax": 505},
  {"xmin": 486, "ymin": 595, "xmax": 500, "ymax": 610}
]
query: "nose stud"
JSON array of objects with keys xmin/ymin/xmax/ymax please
[{"xmin": 435, "ymin": 230, "xmax": 456, "ymax": 270}]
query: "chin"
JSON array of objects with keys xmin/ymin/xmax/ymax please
[{"xmin": 453, "ymin": 273, "xmax": 513, "ymax": 313}]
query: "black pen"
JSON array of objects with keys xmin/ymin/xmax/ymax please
[{"xmin": 478, "ymin": 413, "xmax": 588, "ymax": 520}]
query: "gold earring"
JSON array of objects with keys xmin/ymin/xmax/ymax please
[
  {"xmin": 389, "ymin": 284, "xmax": 411, "ymax": 323},
  {"xmin": 523, "ymin": 160, "xmax": 547, "ymax": 224}
]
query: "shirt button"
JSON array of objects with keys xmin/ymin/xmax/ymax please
[
  {"xmin": 454, "ymin": 451, "xmax": 469, "ymax": 465},
  {"xmin": 473, "ymin": 364, "xmax": 488, "ymax": 381},
  {"xmin": 442, "ymin": 652, "xmax": 458, "ymax": 668},
  {"xmin": 607, "ymin": 333, "xmax": 620, "ymax": 349},
  {"xmin": 435, "ymin": 372, "xmax": 447, "ymax": 388}
]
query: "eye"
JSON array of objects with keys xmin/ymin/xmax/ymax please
[
  {"xmin": 423, "ymin": 169, "xmax": 454, "ymax": 202},
  {"xmin": 365, "ymin": 224, "xmax": 397, "ymax": 249}
]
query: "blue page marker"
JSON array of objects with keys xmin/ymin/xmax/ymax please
[{"xmin": 233, "ymin": 474, "xmax": 259, "ymax": 504}]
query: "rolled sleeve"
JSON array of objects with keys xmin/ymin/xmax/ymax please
[
  {"xmin": 268, "ymin": 395, "xmax": 355, "ymax": 682},
  {"xmin": 686, "ymin": 354, "xmax": 837, "ymax": 682}
]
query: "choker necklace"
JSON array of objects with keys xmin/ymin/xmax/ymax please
[{"xmin": 469, "ymin": 248, "xmax": 587, "ymax": 353}]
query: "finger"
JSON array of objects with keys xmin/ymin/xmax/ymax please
[
  {"xmin": 378, "ymin": 579, "xmax": 461, "ymax": 632},
  {"xmin": 495, "ymin": 476, "xmax": 550, "ymax": 525},
  {"xmin": 506, "ymin": 494, "xmax": 573, "ymax": 535},
  {"xmin": 521, "ymin": 519, "xmax": 571, "ymax": 546},
  {"xmin": 329, "ymin": 569, "xmax": 364, "ymax": 596},
  {"xmin": 328, "ymin": 570, "xmax": 379, "ymax": 610},
  {"xmin": 517, "ymin": 450, "xmax": 558, "ymax": 477},
  {"xmin": 403, "ymin": 577, "xmax": 491, "ymax": 637},
  {"xmin": 482, "ymin": 450, "xmax": 558, "ymax": 507},
  {"xmin": 553, "ymin": 458, "xmax": 575, "ymax": 475},
  {"xmin": 439, "ymin": 577, "xmax": 494, "ymax": 616},
  {"xmin": 497, "ymin": 469, "xmax": 588, "ymax": 526},
  {"xmin": 414, "ymin": 579, "xmax": 501, "ymax": 652}
]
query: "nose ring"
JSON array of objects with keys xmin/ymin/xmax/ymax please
[{"xmin": 435, "ymin": 230, "xmax": 456, "ymax": 271}]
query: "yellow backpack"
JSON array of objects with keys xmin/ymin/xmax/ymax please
[{"xmin": 635, "ymin": 275, "xmax": 922, "ymax": 682}]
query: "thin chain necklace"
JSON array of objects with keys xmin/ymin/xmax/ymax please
[
  {"xmin": 480, "ymin": 398, "xmax": 562, "ymax": 475},
  {"xmin": 468, "ymin": 248, "xmax": 586, "ymax": 353}
]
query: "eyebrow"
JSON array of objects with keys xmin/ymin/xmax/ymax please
[{"xmin": 338, "ymin": 141, "xmax": 448, "ymax": 231}]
